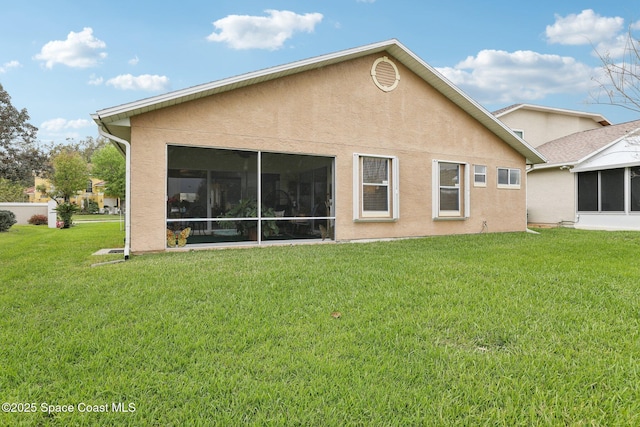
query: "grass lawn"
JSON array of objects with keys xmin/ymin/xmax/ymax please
[
  {"xmin": 1, "ymin": 223, "xmax": 640, "ymax": 426},
  {"xmin": 73, "ymin": 214, "xmax": 124, "ymax": 222}
]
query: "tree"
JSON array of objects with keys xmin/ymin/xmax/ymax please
[
  {"xmin": 592, "ymin": 29, "xmax": 640, "ymax": 114},
  {"xmin": 0, "ymin": 178, "xmax": 28, "ymax": 202},
  {"xmin": 46, "ymin": 136, "xmax": 108, "ymax": 163},
  {"xmin": 91, "ymin": 143, "xmax": 125, "ymax": 200},
  {"xmin": 49, "ymin": 151, "xmax": 89, "ymax": 202},
  {"xmin": 0, "ymin": 83, "xmax": 48, "ymax": 185}
]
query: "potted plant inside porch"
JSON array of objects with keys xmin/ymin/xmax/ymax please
[{"xmin": 221, "ymin": 199, "xmax": 279, "ymax": 240}]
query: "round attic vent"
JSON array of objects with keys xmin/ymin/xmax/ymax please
[{"xmin": 371, "ymin": 56, "xmax": 400, "ymax": 92}]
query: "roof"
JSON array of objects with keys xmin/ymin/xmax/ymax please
[
  {"xmin": 93, "ymin": 39, "xmax": 545, "ymax": 164},
  {"xmin": 534, "ymin": 119, "xmax": 640, "ymax": 167},
  {"xmin": 493, "ymin": 103, "xmax": 611, "ymax": 126}
]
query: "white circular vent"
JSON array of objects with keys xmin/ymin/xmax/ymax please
[{"xmin": 371, "ymin": 56, "xmax": 400, "ymax": 92}]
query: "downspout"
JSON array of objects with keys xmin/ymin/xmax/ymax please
[{"xmin": 97, "ymin": 125, "xmax": 131, "ymax": 260}]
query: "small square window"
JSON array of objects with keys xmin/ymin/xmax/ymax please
[{"xmin": 474, "ymin": 165, "xmax": 486, "ymax": 187}]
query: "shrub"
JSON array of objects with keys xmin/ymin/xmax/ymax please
[
  {"xmin": 28, "ymin": 214, "xmax": 48, "ymax": 225},
  {"xmin": 54, "ymin": 202, "xmax": 80, "ymax": 229},
  {"xmin": 0, "ymin": 210, "xmax": 17, "ymax": 232},
  {"xmin": 84, "ymin": 200, "xmax": 99, "ymax": 214}
]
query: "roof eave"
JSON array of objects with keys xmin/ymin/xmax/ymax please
[
  {"xmin": 92, "ymin": 39, "xmax": 546, "ymax": 164},
  {"xmin": 494, "ymin": 103, "xmax": 611, "ymax": 126}
]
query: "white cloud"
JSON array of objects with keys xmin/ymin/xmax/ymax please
[
  {"xmin": 437, "ymin": 49, "xmax": 597, "ymax": 104},
  {"xmin": 0, "ymin": 60, "xmax": 21, "ymax": 73},
  {"xmin": 105, "ymin": 74, "xmax": 170, "ymax": 91},
  {"xmin": 34, "ymin": 27, "xmax": 107, "ymax": 69},
  {"xmin": 41, "ymin": 118, "xmax": 92, "ymax": 132},
  {"xmin": 594, "ymin": 34, "xmax": 636, "ymax": 59},
  {"xmin": 207, "ymin": 9, "xmax": 323, "ymax": 50},
  {"xmin": 38, "ymin": 118, "xmax": 94, "ymax": 143},
  {"xmin": 546, "ymin": 9, "xmax": 624, "ymax": 45},
  {"xmin": 88, "ymin": 74, "xmax": 104, "ymax": 85},
  {"xmin": 128, "ymin": 55, "xmax": 139, "ymax": 66}
]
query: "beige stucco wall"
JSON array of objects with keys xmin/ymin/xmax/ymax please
[
  {"xmin": 499, "ymin": 109, "xmax": 604, "ymax": 148},
  {"xmin": 128, "ymin": 53, "xmax": 527, "ymax": 252},
  {"xmin": 527, "ymin": 168, "xmax": 575, "ymax": 224}
]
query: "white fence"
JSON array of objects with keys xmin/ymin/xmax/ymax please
[{"xmin": 0, "ymin": 202, "xmax": 49, "ymax": 225}]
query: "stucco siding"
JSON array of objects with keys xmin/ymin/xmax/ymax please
[
  {"xmin": 499, "ymin": 109, "xmax": 604, "ymax": 148},
  {"xmin": 128, "ymin": 54, "xmax": 527, "ymax": 252}
]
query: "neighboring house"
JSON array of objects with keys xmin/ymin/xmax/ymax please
[
  {"xmin": 527, "ymin": 120, "xmax": 640, "ymax": 230},
  {"xmin": 494, "ymin": 104, "xmax": 610, "ymax": 148},
  {"xmin": 92, "ymin": 39, "xmax": 545, "ymax": 254},
  {"xmin": 26, "ymin": 176, "xmax": 121, "ymax": 214}
]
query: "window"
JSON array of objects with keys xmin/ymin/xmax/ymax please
[
  {"xmin": 512, "ymin": 130, "xmax": 524, "ymax": 139},
  {"xmin": 474, "ymin": 165, "xmax": 487, "ymax": 187},
  {"xmin": 600, "ymin": 169, "xmax": 624, "ymax": 211},
  {"xmin": 432, "ymin": 160, "xmax": 469, "ymax": 219},
  {"xmin": 631, "ymin": 167, "xmax": 640, "ymax": 211},
  {"xmin": 497, "ymin": 167, "xmax": 521, "ymax": 188},
  {"xmin": 353, "ymin": 154, "xmax": 399, "ymax": 220},
  {"xmin": 577, "ymin": 171, "xmax": 598, "ymax": 211},
  {"xmin": 577, "ymin": 168, "xmax": 624, "ymax": 212},
  {"xmin": 86, "ymin": 180, "xmax": 93, "ymax": 193}
]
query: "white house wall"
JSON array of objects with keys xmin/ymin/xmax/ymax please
[
  {"xmin": 575, "ymin": 212, "xmax": 640, "ymax": 231},
  {"xmin": 498, "ymin": 109, "xmax": 605, "ymax": 148},
  {"xmin": 527, "ymin": 168, "xmax": 575, "ymax": 225}
]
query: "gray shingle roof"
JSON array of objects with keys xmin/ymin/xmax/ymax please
[{"xmin": 536, "ymin": 119, "xmax": 640, "ymax": 165}]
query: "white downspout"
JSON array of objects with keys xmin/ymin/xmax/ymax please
[{"xmin": 97, "ymin": 126, "xmax": 131, "ymax": 260}]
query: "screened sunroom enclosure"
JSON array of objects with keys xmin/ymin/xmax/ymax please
[{"xmin": 167, "ymin": 146, "xmax": 335, "ymax": 246}]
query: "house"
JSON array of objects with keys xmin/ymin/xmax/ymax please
[
  {"xmin": 92, "ymin": 39, "xmax": 545, "ymax": 255},
  {"xmin": 527, "ymin": 119, "xmax": 640, "ymax": 229},
  {"xmin": 26, "ymin": 176, "xmax": 121, "ymax": 214},
  {"xmin": 494, "ymin": 104, "xmax": 611, "ymax": 148}
]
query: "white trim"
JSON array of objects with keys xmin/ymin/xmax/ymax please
[
  {"xmin": 573, "ymin": 127, "xmax": 640, "ymax": 169},
  {"xmin": 353, "ymin": 153, "xmax": 399, "ymax": 221},
  {"xmin": 494, "ymin": 103, "xmax": 611, "ymax": 126},
  {"xmin": 473, "ymin": 164, "xmax": 487, "ymax": 187},
  {"xmin": 432, "ymin": 160, "xmax": 470, "ymax": 219},
  {"xmin": 497, "ymin": 167, "xmax": 521, "ymax": 189},
  {"xmin": 371, "ymin": 56, "xmax": 400, "ymax": 92}
]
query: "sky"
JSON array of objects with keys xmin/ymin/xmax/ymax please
[{"xmin": 1, "ymin": 0, "xmax": 640, "ymax": 146}]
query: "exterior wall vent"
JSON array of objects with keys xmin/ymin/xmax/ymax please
[{"xmin": 371, "ymin": 56, "xmax": 400, "ymax": 92}]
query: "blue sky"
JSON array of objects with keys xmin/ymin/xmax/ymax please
[{"xmin": 1, "ymin": 0, "xmax": 639, "ymax": 145}]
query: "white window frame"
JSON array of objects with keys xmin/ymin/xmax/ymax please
[
  {"xmin": 353, "ymin": 153, "xmax": 399, "ymax": 221},
  {"xmin": 512, "ymin": 129, "xmax": 524, "ymax": 139},
  {"xmin": 432, "ymin": 160, "xmax": 470, "ymax": 219},
  {"xmin": 497, "ymin": 167, "xmax": 521, "ymax": 189},
  {"xmin": 473, "ymin": 164, "xmax": 487, "ymax": 187}
]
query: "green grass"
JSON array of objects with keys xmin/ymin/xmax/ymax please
[
  {"xmin": 73, "ymin": 213, "xmax": 123, "ymax": 222},
  {"xmin": 1, "ymin": 224, "xmax": 640, "ymax": 425}
]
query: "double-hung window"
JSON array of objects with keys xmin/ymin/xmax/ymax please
[
  {"xmin": 353, "ymin": 154, "xmax": 399, "ymax": 220},
  {"xmin": 432, "ymin": 160, "xmax": 470, "ymax": 219},
  {"xmin": 497, "ymin": 167, "xmax": 521, "ymax": 188}
]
